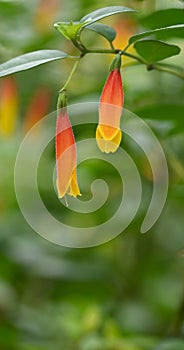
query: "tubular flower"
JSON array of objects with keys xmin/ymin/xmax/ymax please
[
  {"xmin": 0, "ymin": 76, "xmax": 18, "ymax": 136},
  {"xmin": 56, "ymin": 94, "xmax": 81, "ymax": 199},
  {"xmin": 96, "ymin": 55, "xmax": 124, "ymax": 153},
  {"xmin": 34, "ymin": 0, "xmax": 60, "ymax": 33},
  {"xmin": 23, "ymin": 87, "xmax": 51, "ymax": 133}
]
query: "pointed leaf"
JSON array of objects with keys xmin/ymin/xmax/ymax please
[
  {"xmin": 141, "ymin": 9, "xmax": 184, "ymax": 29},
  {"xmin": 134, "ymin": 40, "xmax": 181, "ymax": 63},
  {"xmin": 54, "ymin": 7, "xmax": 135, "ymax": 41},
  {"xmin": 80, "ymin": 6, "xmax": 136, "ymax": 26},
  {"xmin": 129, "ymin": 24, "xmax": 184, "ymax": 44},
  {"xmin": 85, "ymin": 23, "xmax": 116, "ymax": 42},
  {"xmin": 0, "ymin": 50, "xmax": 69, "ymax": 77}
]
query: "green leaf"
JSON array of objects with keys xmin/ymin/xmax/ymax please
[
  {"xmin": 135, "ymin": 104, "xmax": 184, "ymax": 132},
  {"xmin": 0, "ymin": 0, "xmax": 26, "ymax": 18},
  {"xmin": 141, "ymin": 8, "xmax": 184, "ymax": 29},
  {"xmin": 134, "ymin": 40, "xmax": 181, "ymax": 63},
  {"xmin": 85, "ymin": 23, "xmax": 116, "ymax": 42},
  {"xmin": 54, "ymin": 7, "xmax": 135, "ymax": 42},
  {"xmin": 54, "ymin": 21, "xmax": 85, "ymax": 40},
  {"xmin": 129, "ymin": 24, "xmax": 184, "ymax": 45},
  {"xmin": 80, "ymin": 6, "xmax": 136, "ymax": 26},
  {"xmin": 135, "ymin": 104, "xmax": 184, "ymax": 122},
  {"xmin": 0, "ymin": 50, "xmax": 69, "ymax": 77}
]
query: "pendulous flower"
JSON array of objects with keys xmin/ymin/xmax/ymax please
[
  {"xmin": 23, "ymin": 87, "xmax": 51, "ymax": 133},
  {"xmin": 0, "ymin": 76, "xmax": 18, "ymax": 136},
  {"xmin": 96, "ymin": 54, "xmax": 124, "ymax": 153},
  {"xmin": 56, "ymin": 91, "xmax": 81, "ymax": 199}
]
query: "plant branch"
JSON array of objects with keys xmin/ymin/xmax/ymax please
[
  {"xmin": 84, "ymin": 48, "xmax": 184, "ymax": 80},
  {"xmin": 66, "ymin": 39, "xmax": 184, "ymax": 81},
  {"xmin": 60, "ymin": 58, "xmax": 80, "ymax": 92},
  {"xmin": 149, "ymin": 63, "xmax": 184, "ymax": 80},
  {"xmin": 83, "ymin": 47, "xmax": 146, "ymax": 64}
]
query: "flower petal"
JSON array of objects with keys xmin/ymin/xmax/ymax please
[
  {"xmin": 100, "ymin": 68, "xmax": 124, "ymax": 107},
  {"xmin": 96, "ymin": 125, "xmax": 122, "ymax": 153},
  {"xmin": 99, "ymin": 103, "xmax": 123, "ymax": 131},
  {"xmin": 67, "ymin": 169, "xmax": 81, "ymax": 197},
  {"xmin": 96, "ymin": 66, "xmax": 124, "ymax": 153},
  {"xmin": 56, "ymin": 109, "xmax": 81, "ymax": 198}
]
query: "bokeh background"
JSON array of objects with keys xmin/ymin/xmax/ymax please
[{"xmin": 0, "ymin": 0, "xmax": 184, "ymax": 349}]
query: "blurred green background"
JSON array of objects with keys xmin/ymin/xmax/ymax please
[{"xmin": 0, "ymin": 0, "xmax": 184, "ymax": 349}]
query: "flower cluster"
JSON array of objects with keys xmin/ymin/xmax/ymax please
[{"xmin": 56, "ymin": 54, "xmax": 124, "ymax": 199}]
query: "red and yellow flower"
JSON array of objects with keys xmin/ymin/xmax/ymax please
[
  {"xmin": 96, "ymin": 55, "xmax": 124, "ymax": 153},
  {"xmin": 23, "ymin": 87, "xmax": 51, "ymax": 133},
  {"xmin": 0, "ymin": 76, "xmax": 18, "ymax": 137},
  {"xmin": 56, "ymin": 92, "xmax": 81, "ymax": 199}
]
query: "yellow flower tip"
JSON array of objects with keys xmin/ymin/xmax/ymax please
[
  {"xmin": 57, "ymin": 169, "xmax": 81, "ymax": 199},
  {"xmin": 56, "ymin": 108, "xmax": 81, "ymax": 200},
  {"xmin": 67, "ymin": 169, "xmax": 81, "ymax": 197},
  {"xmin": 96, "ymin": 124, "xmax": 122, "ymax": 153}
]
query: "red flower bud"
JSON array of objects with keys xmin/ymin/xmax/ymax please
[
  {"xmin": 96, "ymin": 56, "xmax": 124, "ymax": 153},
  {"xmin": 56, "ymin": 103, "xmax": 81, "ymax": 199}
]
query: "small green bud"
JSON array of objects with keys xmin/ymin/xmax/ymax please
[
  {"xmin": 109, "ymin": 54, "xmax": 121, "ymax": 72},
  {"xmin": 57, "ymin": 89, "xmax": 67, "ymax": 110},
  {"xmin": 54, "ymin": 21, "xmax": 86, "ymax": 40}
]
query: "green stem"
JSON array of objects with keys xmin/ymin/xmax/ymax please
[
  {"xmin": 109, "ymin": 41, "xmax": 115, "ymax": 50},
  {"xmin": 83, "ymin": 47, "xmax": 184, "ymax": 80},
  {"xmin": 86, "ymin": 48, "xmax": 117, "ymax": 54},
  {"xmin": 121, "ymin": 51, "xmax": 146, "ymax": 64},
  {"xmin": 84, "ymin": 47, "xmax": 146, "ymax": 64},
  {"xmin": 57, "ymin": 89, "xmax": 67, "ymax": 110},
  {"xmin": 60, "ymin": 58, "xmax": 80, "ymax": 92},
  {"xmin": 122, "ymin": 43, "xmax": 131, "ymax": 52},
  {"xmin": 70, "ymin": 32, "xmax": 184, "ymax": 80},
  {"xmin": 150, "ymin": 63, "xmax": 184, "ymax": 80}
]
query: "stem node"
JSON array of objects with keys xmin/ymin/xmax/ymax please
[{"xmin": 147, "ymin": 64, "xmax": 155, "ymax": 71}]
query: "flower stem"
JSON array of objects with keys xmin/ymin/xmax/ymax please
[
  {"xmin": 60, "ymin": 58, "xmax": 80, "ymax": 92},
  {"xmin": 82, "ymin": 47, "xmax": 184, "ymax": 80},
  {"xmin": 83, "ymin": 47, "xmax": 147, "ymax": 64}
]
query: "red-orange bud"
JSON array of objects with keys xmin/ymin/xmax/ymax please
[
  {"xmin": 96, "ymin": 65, "xmax": 124, "ymax": 153},
  {"xmin": 56, "ymin": 108, "xmax": 81, "ymax": 199}
]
